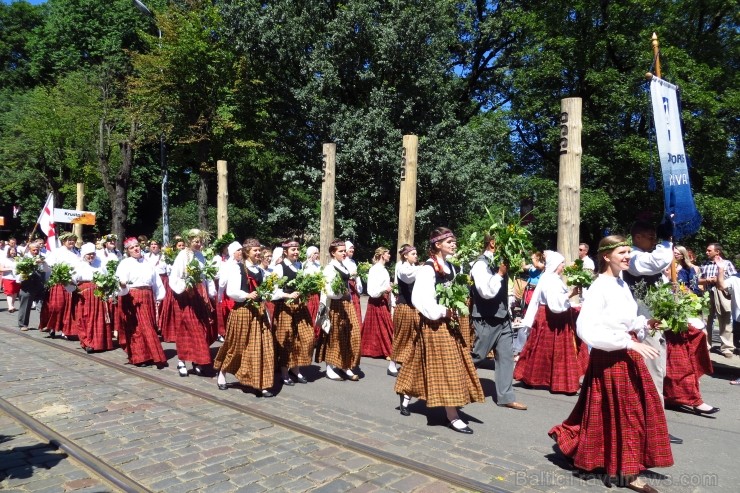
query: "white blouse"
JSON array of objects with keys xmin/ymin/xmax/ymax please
[
  {"xmin": 225, "ymin": 263, "xmax": 260, "ymax": 302},
  {"xmin": 272, "ymin": 260, "xmax": 300, "ymax": 300},
  {"xmin": 576, "ymin": 274, "xmax": 647, "ymax": 351},
  {"xmin": 470, "ymin": 251, "xmax": 505, "ymax": 300},
  {"xmin": 47, "ymin": 246, "xmax": 79, "ymax": 267},
  {"xmin": 367, "ymin": 262, "xmax": 391, "ymax": 298},
  {"xmin": 343, "ymin": 258, "xmax": 363, "ymax": 294},
  {"xmin": 74, "ymin": 258, "xmax": 104, "ymax": 283},
  {"xmin": 324, "ymin": 260, "xmax": 350, "ymax": 300},
  {"xmin": 395, "ymin": 261, "xmax": 421, "ymax": 284},
  {"xmin": 169, "ymin": 249, "xmax": 215, "ymax": 297},
  {"xmin": 303, "ymin": 260, "xmax": 322, "ymax": 274},
  {"xmin": 115, "ymin": 257, "xmax": 165, "ymax": 301},
  {"xmin": 144, "ymin": 252, "xmax": 168, "ymax": 275},
  {"xmin": 411, "ymin": 260, "xmax": 449, "ymax": 321},
  {"xmin": 521, "ymin": 271, "xmax": 571, "ymax": 329}
]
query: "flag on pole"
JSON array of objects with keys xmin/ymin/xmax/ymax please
[
  {"xmin": 649, "ymin": 76, "xmax": 702, "ymax": 240},
  {"xmin": 37, "ymin": 193, "xmax": 58, "ymax": 251}
]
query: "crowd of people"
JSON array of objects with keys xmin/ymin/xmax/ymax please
[{"xmin": 1, "ymin": 222, "xmax": 738, "ymax": 493}]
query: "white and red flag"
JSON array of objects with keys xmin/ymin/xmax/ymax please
[{"xmin": 37, "ymin": 193, "xmax": 58, "ymax": 251}]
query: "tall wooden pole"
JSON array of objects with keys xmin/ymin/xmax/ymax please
[
  {"xmin": 74, "ymin": 183, "xmax": 84, "ymax": 244},
  {"xmin": 396, "ymin": 135, "xmax": 418, "ymax": 254},
  {"xmin": 320, "ymin": 144, "xmax": 336, "ymax": 266},
  {"xmin": 556, "ymin": 98, "xmax": 582, "ymax": 265},
  {"xmin": 216, "ymin": 160, "xmax": 228, "ymax": 238},
  {"xmin": 651, "ymin": 32, "xmax": 661, "ymax": 78}
]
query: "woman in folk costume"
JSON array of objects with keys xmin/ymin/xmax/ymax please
[
  {"xmin": 302, "ymin": 245, "xmax": 322, "ymax": 334},
  {"xmin": 216, "ymin": 241, "xmax": 243, "ymax": 337},
  {"xmin": 98, "ymin": 234, "xmax": 122, "ymax": 267},
  {"xmin": 361, "ymin": 247, "xmax": 395, "ymax": 361},
  {"xmin": 343, "ymin": 241, "xmax": 364, "ymax": 325},
  {"xmin": 549, "ymin": 236, "xmax": 672, "ymax": 492},
  {"xmin": 389, "ymin": 244, "xmax": 421, "ymax": 384},
  {"xmin": 272, "ymin": 239, "xmax": 315, "ymax": 386},
  {"xmin": 214, "ymin": 239, "xmax": 276, "ymax": 397},
  {"xmin": 40, "ymin": 231, "xmax": 79, "ymax": 339},
  {"xmin": 315, "ymin": 239, "xmax": 362, "ymax": 381},
  {"xmin": 169, "ymin": 229, "xmax": 217, "ymax": 377},
  {"xmin": 211, "ymin": 233, "xmax": 236, "ymax": 343},
  {"xmin": 143, "ymin": 239, "xmax": 168, "ymax": 334},
  {"xmin": 1, "ymin": 247, "xmax": 20, "ymax": 312},
  {"xmin": 513, "ymin": 251, "xmax": 587, "ymax": 394},
  {"xmin": 73, "ymin": 243, "xmax": 114, "ymax": 353},
  {"xmin": 394, "ymin": 228, "xmax": 484, "ymax": 434},
  {"xmin": 156, "ymin": 240, "xmax": 182, "ymax": 343},
  {"xmin": 115, "ymin": 238, "xmax": 167, "ymax": 367}
]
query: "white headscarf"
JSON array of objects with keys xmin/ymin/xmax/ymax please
[{"xmin": 269, "ymin": 247, "xmax": 284, "ymax": 269}]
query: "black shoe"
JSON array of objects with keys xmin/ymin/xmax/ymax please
[
  {"xmin": 192, "ymin": 364, "xmax": 203, "ymax": 376},
  {"xmin": 448, "ymin": 420, "xmax": 473, "ymax": 434},
  {"xmin": 85, "ymin": 346, "xmax": 93, "ymax": 354},
  {"xmin": 668, "ymin": 434, "xmax": 683, "ymax": 444},
  {"xmin": 282, "ymin": 378, "xmax": 295, "ymax": 386},
  {"xmin": 49, "ymin": 331, "xmax": 56, "ymax": 339},
  {"xmin": 217, "ymin": 335, "xmax": 225, "ymax": 343},
  {"xmin": 290, "ymin": 371, "xmax": 308, "ymax": 384},
  {"xmin": 178, "ymin": 363, "xmax": 188, "ymax": 377},
  {"xmin": 400, "ymin": 405, "xmax": 410, "ymax": 416},
  {"xmin": 692, "ymin": 406, "xmax": 719, "ymax": 415},
  {"xmin": 387, "ymin": 368, "xmax": 399, "ymax": 377},
  {"xmin": 260, "ymin": 390, "xmax": 274, "ymax": 398},
  {"xmin": 217, "ymin": 383, "xmax": 227, "ymax": 390}
]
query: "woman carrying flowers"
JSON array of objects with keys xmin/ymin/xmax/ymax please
[
  {"xmin": 394, "ymin": 227, "xmax": 484, "ymax": 434},
  {"xmin": 549, "ymin": 235, "xmax": 672, "ymax": 492},
  {"xmin": 361, "ymin": 247, "xmax": 395, "ymax": 362},
  {"xmin": 73, "ymin": 243, "xmax": 114, "ymax": 353},
  {"xmin": 169, "ymin": 229, "xmax": 217, "ymax": 377},
  {"xmin": 513, "ymin": 251, "xmax": 587, "ymax": 394},
  {"xmin": 1, "ymin": 246, "xmax": 20, "ymax": 312},
  {"xmin": 40, "ymin": 231, "xmax": 79, "ymax": 339},
  {"xmin": 214, "ymin": 239, "xmax": 276, "ymax": 397},
  {"xmin": 314, "ymin": 239, "xmax": 362, "ymax": 381},
  {"xmin": 389, "ymin": 244, "xmax": 421, "ymax": 383}
]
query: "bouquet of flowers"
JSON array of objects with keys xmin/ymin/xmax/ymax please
[
  {"xmin": 643, "ymin": 282, "xmax": 710, "ymax": 334},
  {"xmin": 285, "ymin": 270, "xmax": 326, "ymax": 304},
  {"xmin": 357, "ymin": 261, "xmax": 371, "ymax": 285},
  {"xmin": 563, "ymin": 259, "xmax": 594, "ymax": 288},
  {"xmin": 162, "ymin": 246, "xmax": 178, "ymax": 265},
  {"xmin": 486, "ymin": 208, "xmax": 533, "ymax": 278},
  {"xmin": 184, "ymin": 257, "xmax": 218, "ymax": 290},
  {"xmin": 47, "ymin": 263, "xmax": 75, "ymax": 288},
  {"xmin": 330, "ymin": 272, "xmax": 348, "ymax": 296},
  {"xmin": 449, "ymin": 232, "xmax": 481, "ymax": 269},
  {"xmin": 248, "ymin": 273, "xmax": 283, "ymax": 306},
  {"xmin": 435, "ymin": 273, "xmax": 472, "ymax": 329},
  {"xmin": 14, "ymin": 256, "xmax": 39, "ymax": 281},
  {"xmin": 93, "ymin": 260, "xmax": 120, "ymax": 303}
]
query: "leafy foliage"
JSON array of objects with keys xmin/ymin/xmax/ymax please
[
  {"xmin": 47, "ymin": 263, "xmax": 75, "ymax": 287},
  {"xmin": 435, "ymin": 273, "xmax": 472, "ymax": 329},
  {"xmin": 563, "ymin": 259, "xmax": 595, "ymax": 288},
  {"xmin": 92, "ymin": 260, "xmax": 120, "ymax": 302},
  {"xmin": 643, "ymin": 282, "xmax": 710, "ymax": 334},
  {"xmin": 285, "ymin": 270, "xmax": 326, "ymax": 304}
]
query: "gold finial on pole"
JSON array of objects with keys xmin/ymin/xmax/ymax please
[{"xmin": 651, "ymin": 32, "xmax": 661, "ymax": 79}]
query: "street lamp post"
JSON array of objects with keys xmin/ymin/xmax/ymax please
[{"xmin": 132, "ymin": 0, "xmax": 169, "ymax": 246}]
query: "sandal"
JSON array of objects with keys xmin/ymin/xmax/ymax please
[{"xmin": 730, "ymin": 378, "xmax": 740, "ymax": 386}]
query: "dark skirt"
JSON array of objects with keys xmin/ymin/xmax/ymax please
[
  {"xmin": 75, "ymin": 282, "xmax": 114, "ymax": 351},
  {"xmin": 361, "ymin": 294, "xmax": 394, "ymax": 358},
  {"xmin": 664, "ymin": 327, "xmax": 713, "ymax": 407},
  {"xmin": 117, "ymin": 288, "xmax": 166, "ymax": 365},
  {"xmin": 391, "ymin": 303, "xmax": 420, "ymax": 364},
  {"xmin": 514, "ymin": 305, "xmax": 588, "ymax": 394},
  {"xmin": 394, "ymin": 316, "xmax": 484, "ymax": 408},
  {"xmin": 548, "ymin": 346, "xmax": 673, "ymax": 476},
  {"xmin": 157, "ymin": 275, "xmax": 178, "ymax": 342},
  {"xmin": 173, "ymin": 285, "xmax": 216, "ymax": 365},
  {"xmin": 348, "ymin": 279, "xmax": 363, "ymax": 323},
  {"xmin": 214, "ymin": 303, "xmax": 275, "ymax": 390},
  {"xmin": 314, "ymin": 299, "xmax": 361, "ymax": 369}
]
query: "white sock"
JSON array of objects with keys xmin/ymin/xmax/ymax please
[
  {"xmin": 388, "ymin": 361, "xmax": 398, "ymax": 372},
  {"xmin": 290, "ymin": 367, "xmax": 304, "ymax": 379},
  {"xmin": 402, "ymin": 395, "xmax": 410, "ymax": 407},
  {"xmin": 344, "ymin": 368, "xmax": 356, "ymax": 377},
  {"xmin": 696, "ymin": 403, "xmax": 714, "ymax": 411},
  {"xmin": 326, "ymin": 365, "xmax": 341, "ymax": 379},
  {"xmin": 217, "ymin": 371, "xmax": 226, "ymax": 385},
  {"xmin": 450, "ymin": 418, "xmax": 468, "ymax": 430}
]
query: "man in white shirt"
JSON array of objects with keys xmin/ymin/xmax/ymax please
[{"xmin": 578, "ymin": 243, "xmax": 595, "ymax": 271}]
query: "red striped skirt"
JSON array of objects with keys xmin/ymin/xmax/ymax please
[
  {"xmin": 307, "ymin": 293, "xmax": 320, "ymax": 338},
  {"xmin": 664, "ymin": 327, "xmax": 713, "ymax": 407},
  {"xmin": 157, "ymin": 275, "xmax": 178, "ymax": 342},
  {"xmin": 173, "ymin": 285, "xmax": 216, "ymax": 365},
  {"xmin": 117, "ymin": 288, "xmax": 166, "ymax": 365},
  {"xmin": 41, "ymin": 284, "xmax": 74, "ymax": 334},
  {"xmin": 514, "ymin": 305, "xmax": 588, "ymax": 394},
  {"xmin": 74, "ymin": 282, "xmax": 114, "ymax": 351},
  {"xmin": 361, "ymin": 294, "xmax": 394, "ymax": 358},
  {"xmin": 548, "ymin": 346, "xmax": 673, "ymax": 476},
  {"xmin": 391, "ymin": 303, "xmax": 420, "ymax": 364}
]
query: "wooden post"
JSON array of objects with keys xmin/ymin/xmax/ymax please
[
  {"xmin": 651, "ymin": 32, "xmax": 661, "ymax": 78},
  {"xmin": 216, "ymin": 160, "xmax": 228, "ymax": 238},
  {"xmin": 320, "ymin": 144, "xmax": 336, "ymax": 266},
  {"xmin": 74, "ymin": 183, "xmax": 84, "ymax": 244},
  {"xmin": 397, "ymin": 135, "xmax": 418, "ymax": 253},
  {"xmin": 556, "ymin": 98, "xmax": 582, "ymax": 265}
]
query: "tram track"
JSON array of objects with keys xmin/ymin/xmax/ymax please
[{"xmin": 1, "ymin": 326, "xmax": 511, "ymax": 493}]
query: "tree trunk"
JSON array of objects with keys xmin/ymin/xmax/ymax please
[
  {"xmin": 112, "ymin": 122, "xmax": 136, "ymax": 251},
  {"xmin": 198, "ymin": 168, "xmax": 208, "ymax": 231}
]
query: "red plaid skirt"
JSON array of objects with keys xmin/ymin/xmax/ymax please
[
  {"xmin": 361, "ymin": 294, "xmax": 394, "ymax": 358},
  {"xmin": 548, "ymin": 346, "xmax": 674, "ymax": 476},
  {"xmin": 273, "ymin": 300, "xmax": 315, "ymax": 368},
  {"xmin": 157, "ymin": 275, "xmax": 178, "ymax": 342},
  {"xmin": 307, "ymin": 293, "xmax": 320, "ymax": 336},
  {"xmin": 173, "ymin": 285, "xmax": 216, "ymax": 365},
  {"xmin": 664, "ymin": 327, "xmax": 713, "ymax": 407},
  {"xmin": 348, "ymin": 279, "xmax": 363, "ymax": 322},
  {"xmin": 41, "ymin": 284, "xmax": 74, "ymax": 334},
  {"xmin": 117, "ymin": 288, "xmax": 166, "ymax": 365},
  {"xmin": 2, "ymin": 278, "xmax": 20, "ymax": 296},
  {"xmin": 514, "ymin": 305, "xmax": 588, "ymax": 394},
  {"xmin": 391, "ymin": 304, "xmax": 420, "ymax": 364},
  {"xmin": 74, "ymin": 282, "xmax": 114, "ymax": 351}
]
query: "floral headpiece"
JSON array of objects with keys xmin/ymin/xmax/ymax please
[
  {"xmin": 282, "ymin": 239, "xmax": 300, "ymax": 248},
  {"xmin": 597, "ymin": 238, "xmax": 632, "ymax": 253},
  {"xmin": 102, "ymin": 233, "xmax": 118, "ymax": 243},
  {"xmin": 123, "ymin": 237, "xmax": 139, "ymax": 248},
  {"xmin": 58, "ymin": 232, "xmax": 77, "ymax": 241},
  {"xmin": 183, "ymin": 228, "xmax": 212, "ymax": 242},
  {"xmin": 212, "ymin": 232, "xmax": 236, "ymax": 253}
]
